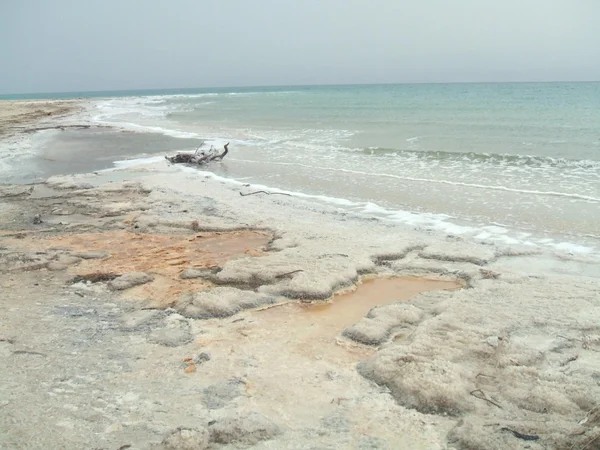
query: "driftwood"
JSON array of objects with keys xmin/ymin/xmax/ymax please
[
  {"xmin": 500, "ymin": 428, "xmax": 539, "ymax": 441},
  {"xmin": 165, "ymin": 142, "xmax": 229, "ymax": 165}
]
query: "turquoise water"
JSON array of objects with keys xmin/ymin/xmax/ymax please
[
  {"xmin": 7, "ymin": 83, "xmax": 600, "ymax": 254},
  {"xmin": 85, "ymin": 82, "xmax": 600, "ymax": 156}
]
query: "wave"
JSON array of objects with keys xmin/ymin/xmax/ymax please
[
  {"xmin": 229, "ymin": 158, "xmax": 600, "ymax": 203},
  {"xmin": 99, "ymin": 90, "xmax": 299, "ymax": 103},
  {"xmin": 94, "ymin": 118, "xmax": 203, "ymax": 140},
  {"xmin": 357, "ymin": 147, "xmax": 600, "ymax": 169}
]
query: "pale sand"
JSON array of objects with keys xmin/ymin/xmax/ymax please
[
  {"xmin": 0, "ymin": 99, "xmax": 82, "ymax": 136},
  {"xmin": 0, "ymin": 101, "xmax": 599, "ymax": 449}
]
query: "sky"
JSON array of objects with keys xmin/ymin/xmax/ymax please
[{"xmin": 1, "ymin": 0, "xmax": 599, "ymax": 94}]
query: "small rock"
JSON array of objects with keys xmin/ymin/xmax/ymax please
[
  {"xmin": 325, "ymin": 371, "xmax": 340, "ymax": 381},
  {"xmin": 108, "ymin": 272, "xmax": 153, "ymax": 290},
  {"xmin": 209, "ymin": 411, "xmax": 280, "ymax": 445},
  {"xmin": 47, "ymin": 254, "xmax": 81, "ymax": 271},
  {"xmin": 359, "ymin": 436, "xmax": 389, "ymax": 449},
  {"xmin": 485, "ymin": 336, "xmax": 500, "ymax": 347},
  {"xmin": 58, "ymin": 255, "xmax": 81, "ymax": 265},
  {"xmin": 160, "ymin": 427, "xmax": 209, "ymax": 450},
  {"xmin": 321, "ymin": 414, "xmax": 350, "ymax": 432},
  {"xmin": 71, "ymin": 251, "xmax": 109, "ymax": 260},
  {"xmin": 176, "ymin": 287, "xmax": 276, "ymax": 319},
  {"xmin": 120, "ymin": 310, "xmax": 162, "ymax": 331},
  {"xmin": 194, "ymin": 352, "xmax": 211, "ymax": 364},
  {"xmin": 202, "ymin": 378, "xmax": 245, "ymax": 409},
  {"xmin": 147, "ymin": 321, "xmax": 192, "ymax": 347},
  {"xmin": 51, "ymin": 208, "xmax": 72, "ymax": 216},
  {"xmin": 72, "ymin": 182, "xmax": 95, "ymax": 190},
  {"xmin": 0, "ymin": 343, "xmax": 13, "ymax": 358},
  {"xmin": 47, "ymin": 261, "xmax": 69, "ymax": 271},
  {"xmin": 55, "ymin": 305, "xmax": 96, "ymax": 317},
  {"xmin": 180, "ymin": 268, "xmax": 213, "ymax": 279},
  {"xmin": 105, "ymin": 423, "xmax": 123, "ymax": 434},
  {"xmin": 479, "ymin": 268, "xmax": 500, "ymax": 279}
]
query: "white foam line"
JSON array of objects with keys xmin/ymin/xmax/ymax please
[
  {"xmin": 179, "ymin": 165, "xmax": 359, "ymax": 207},
  {"xmin": 113, "ymin": 156, "xmax": 166, "ymax": 168},
  {"xmin": 228, "ymin": 158, "xmax": 600, "ymax": 203},
  {"xmin": 91, "ymin": 114, "xmax": 203, "ymax": 140}
]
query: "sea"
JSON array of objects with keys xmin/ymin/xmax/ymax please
[{"xmin": 2, "ymin": 83, "xmax": 600, "ymax": 258}]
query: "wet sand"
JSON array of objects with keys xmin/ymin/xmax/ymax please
[
  {"xmin": 31, "ymin": 128, "xmax": 203, "ymax": 180},
  {"xmin": 0, "ymin": 100, "xmax": 204, "ymax": 183}
]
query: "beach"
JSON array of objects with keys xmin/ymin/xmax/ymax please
[{"xmin": 1, "ymin": 97, "xmax": 599, "ymax": 449}]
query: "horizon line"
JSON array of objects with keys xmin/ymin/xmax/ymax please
[{"xmin": 1, "ymin": 79, "xmax": 599, "ymax": 98}]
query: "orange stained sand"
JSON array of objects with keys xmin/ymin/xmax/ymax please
[{"xmin": 21, "ymin": 230, "xmax": 271, "ymax": 305}]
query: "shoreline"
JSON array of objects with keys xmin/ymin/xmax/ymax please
[
  {"xmin": 1, "ymin": 100, "xmax": 599, "ymax": 449},
  {"xmin": 3, "ymin": 97, "xmax": 599, "ymax": 261}
]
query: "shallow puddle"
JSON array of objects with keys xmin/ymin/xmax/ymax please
[
  {"xmin": 297, "ymin": 276, "xmax": 461, "ymax": 329},
  {"xmin": 251, "ymin": 276, "xmax": 462, "ymax": 358}
]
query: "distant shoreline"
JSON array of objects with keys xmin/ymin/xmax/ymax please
[
  {"xmin": 2, "ymin": 80, "xmax": 600, "ymax": 101},
  {"xmin": 0, "ymin": 99, "xmax": 86, "ymax": 138}
]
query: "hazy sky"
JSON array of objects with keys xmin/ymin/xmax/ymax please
[{"xmin": 1, "ymin": 0, "xmax": 599, "ymax": 93}]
